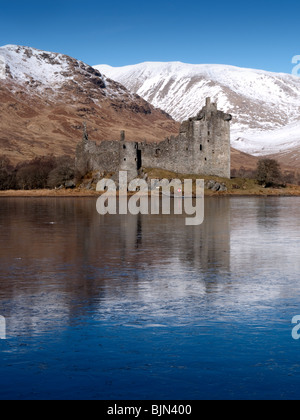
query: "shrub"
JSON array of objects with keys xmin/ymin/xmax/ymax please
[
  {"xmin": 282, "ymin": 171, "xmax": 296, "ymax": 185},
  {"xmin": 0, "ymin": 156, "xmax": 16, "ymax": 190},
  {"xmin": 256, "ymin": 158, "xmax": 282, "ymax": 187},
  {"xmin": 231, "ymin": 166, "xmax": 257, "ymax": 179},
  {"xmin": 16, "ymin": 156, "xmax": 56, "ymax": 190},
  {"xmin": 0, "ymin": 155, "xmax": 76, "ymax": 190},
  {"xmin": 47, "ymin": 156, "xmax": 75, "ymax": 188}
]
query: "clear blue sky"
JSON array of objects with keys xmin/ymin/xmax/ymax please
[{"xmin": 1, "ymin": 0, "xmax": 299, "ymax": 73}]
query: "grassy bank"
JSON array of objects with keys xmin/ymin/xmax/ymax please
[
  {"xmin": 1, "ymin": 170, "xmax": 300, "ymax": 197},
  {"xmin": 145, "ymin": 168, "xmax": 300, "ymax": 197},
  {"xmin": 0, "ymin": 189, "xmax": 100, "ymax": 197}
]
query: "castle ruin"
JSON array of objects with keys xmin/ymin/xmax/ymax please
[{"xmin": 75, "ymin": 98, "xmax": 232, "ymax": 180}]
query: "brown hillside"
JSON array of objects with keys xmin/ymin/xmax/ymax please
[{"xmin": 0, "ymin": 45, "xmax": 179, "ymax": 164}]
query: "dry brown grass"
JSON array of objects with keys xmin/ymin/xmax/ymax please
[
  {"xmin": 0, "ymin": 79, "xmax": 179, "ymax": 166},
  {"xmin": 0, "ymin": 188, "xmax": 100, "ymax": 197},
  {"xmin": 145, "ymin": 168, "xmax": 300, "ymax": 197},
  {"xmin": 2, "ymin": 172, "xmax": 300, "ymax": 198}
]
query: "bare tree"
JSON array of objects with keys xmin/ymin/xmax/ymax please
[
  {"xmin": 0, "ymin": 156, "xmax": 16, "ymax": 190},
  {"xmin": 16, "ymin": 156, "xmax": 56, "ymax": 190},
  {"xmin": 47, "ymin": 156, "xmax": 75, "ymax": 188}
]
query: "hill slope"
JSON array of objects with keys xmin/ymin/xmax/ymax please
[
  {"xmin": 0, "ymin": 46, "xmax": 179, "ymax": 163},
  {"xmin": 95, "ymin": 62, "xmax": 300, "ymax": 165}
]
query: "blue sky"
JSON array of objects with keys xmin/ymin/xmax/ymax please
[{"xmin": 1, "ymin": 0, "xmax": 299, "ymax": 73}]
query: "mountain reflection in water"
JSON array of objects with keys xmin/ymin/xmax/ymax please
[{"xmin": 0, "ymin": 197, "xmax": 300, "ymax": 400}]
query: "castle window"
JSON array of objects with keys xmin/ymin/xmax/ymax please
[
  {"xmin": 155, "ymin": 148, "xmax": 161, "ymax": 157},
  {"xmin": 200, "ymin": 145, "xmax": 202, "ymax": 151},
  {"xmin": 123, "ymin": 145, "xmax": 126, "ymax": 149},
  {"xmin": 208, "ymin": 131, "xmax": 210, "ymax": 136},
  {"xmin": 124, "ymin": 158, "xmax": 126, "ymax": 161}
]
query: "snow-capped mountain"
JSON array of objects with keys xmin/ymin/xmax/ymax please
[
  {"xmin": 95, "ymin": 62, "xmax": 300, "ymax": 161},
  {"xmin": 0, "ymin": 46, "xmax": 178, "ymax": 163}
]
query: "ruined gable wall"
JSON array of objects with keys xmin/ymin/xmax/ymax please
[
  {"xmin": 76, "ymin": 139, "xmax": 119, "ymax": 175},
  {"xmin": 138, "ymin": 99, "xmax": 231, "ymax": 178},
  {"xmin": 139, "ymin": 134, "xmax": 193, "ymax": 174}
]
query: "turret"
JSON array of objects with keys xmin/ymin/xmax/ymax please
[{"xmin": 119, "ymin": 131, "xmax": 139, "ymax": 180}]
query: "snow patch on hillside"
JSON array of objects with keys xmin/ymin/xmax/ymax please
[
  {"xmin": 0, "ymin": 54, "xmax": 6, "ymax": 80},
  {"xmin": 0, "ymin": 45, "xmax": 73, "ymax": 87},
  {"xmin": 95, "ymin": 61, "xmax": 300, "ymax": 156},
  {"xmin": 232, "ymin": 121, "xmax": 300, "ymax": 156},
  {"xmin": 0, "ymin": 44, "xmax": 124, "ymax": 103}
]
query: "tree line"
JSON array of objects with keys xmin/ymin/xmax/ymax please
[
  {"xmin": 0, "ymin": 155, "xmax": 75, "ymax": 190},
  {"xmin": 232, "ymin": 158, "xmax": 300, "ymax": 187},
  {"xmin": 0, "ymin": 155, "xmax": 298, "ymax": 191}
]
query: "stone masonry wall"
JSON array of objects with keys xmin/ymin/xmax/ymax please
[
  {"xmin": 75, "ymin": 98, "xmax": 232, "ymax": 179},
  {"xmin": 138, "ymin": 98, "xmax": 232, "ymax": 178}
]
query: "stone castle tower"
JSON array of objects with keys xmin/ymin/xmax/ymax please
[
  {"xmin": 75, "ymin": 98, "xmax": 232, "ymax": 179},
  {"xmin": 119, "ymin": 130, "xmax": 139, "ymax": 180},
  {"xmin": 180, "ymin": 97, "xmax": 232, "ymax": 177}
]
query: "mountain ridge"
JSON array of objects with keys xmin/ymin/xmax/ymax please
[
  {"xmin": 0, "ymin": 45, "xmax": 179, "ymax": 164},
  {"xmin": 95, "ymin": 61, "xmax": 300, "ymax": 166},
  {"xmin": 0, "ymin": 46, "xmax": 298, "ymax": 173}
]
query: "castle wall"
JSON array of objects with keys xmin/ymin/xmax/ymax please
[
  {"xmin": 138, "ymin": 98, "xmax": 231, "ymax": 178},
  {"xmin": 139, "ymin": 135, "xmax": 192, "ymax": 174},
  {"xmin": 76, "ymin": 139, "xmax": 120, "ymax": 175},
  {"xmin": 75, "ymin": 98, "xmax": 232, "ymax": 180}
]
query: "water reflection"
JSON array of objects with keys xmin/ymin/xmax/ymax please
[
  {"xmin": 256, "ymin": 198, "xmax": 280, "ymax": 227},
  {"xmin": 0, "ymin": 197, "xmax": 299, "ymax": 337},
  {"xmin": 1, "ymin": 197, "xmax": 300, "ymax": 400}
]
